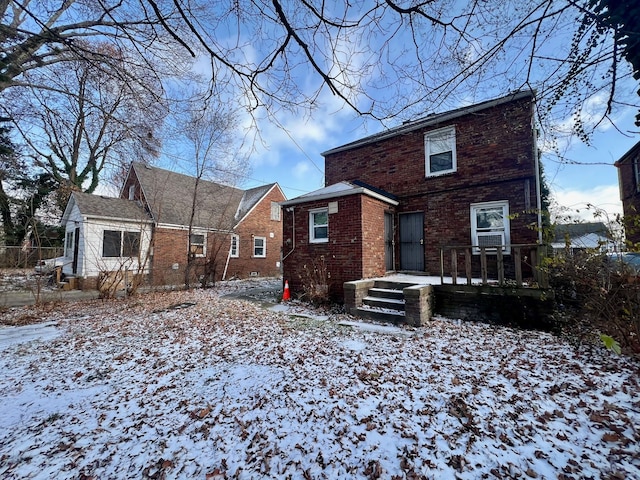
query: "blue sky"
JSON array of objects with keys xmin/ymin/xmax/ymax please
[{"xmin": 233, "ymin": 93, "xmax": 637, "ymax": 225}]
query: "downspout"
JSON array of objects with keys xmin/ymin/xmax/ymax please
[
  {"xmin": 222, "ymin": 232, "xmax": 233, "ymax": 280},
  {"xmin": 282, "ymin": 207, "xmax": 296, "ymax": 261},
  {"xmin": 533, "ymin": 116, "xmax": 543, "ymax": 244}
]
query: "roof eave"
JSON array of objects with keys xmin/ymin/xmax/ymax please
[{"xmin": 280, "ymin": 186, "xmax": 398, "ymax": 207}]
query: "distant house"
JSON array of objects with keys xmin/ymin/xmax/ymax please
[
  {"xmin": 615, "ymin": 140, "xmax": 640, "ymax": 248},
  {"xmin": 551, "ymin": 222, "xmax": 612, "ymax": 254},
  {"xmin": 281, "ymin": 91, "xmax": 542, "ymax": 301},
  {"xmin": 61, "ymin": 163, "xmax": 285, "ymax": 289}
]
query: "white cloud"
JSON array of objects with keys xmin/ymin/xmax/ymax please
[
  {"xmin": 550, "ymin": 184, "xmax": 622, "ymax": 223},
  {"xmin": 292, "ymin": 161, "xmax": 311, "ymax": 179}
]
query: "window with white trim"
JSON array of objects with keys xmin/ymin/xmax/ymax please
[
  {"xmin": 65, "ymin": 231, "xmax": 74, "ymax": 258},
  {"xmin": 271, "ymin": 202, "xmax": 281, "ymax": 221},
  {"xmin": 253, "ymin": 236, "xmax": 266, "ymax": 257},
  {"xmin": 425, "ymin": 126, "xmax": 456, "ymax": 176},
  {"xmin": 189, "ymin": 233, "xmax": 206, "ymax": 257},
  {"xmin": 309, "ymin": 208, "xmax": 328, "ymax": 243},
  {"xmin": 470, "ymin": 201, "xmax": 511, "ymax": 254},
  {"xmin": 230, "ymin": 234, "xmax": 239, "ymax": 258},
  {"xmin": 634, "ymin": 156, "xmax": 640, "ymax": 192}
]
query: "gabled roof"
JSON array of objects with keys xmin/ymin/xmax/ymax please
[
  {"xmin": 281, "ymin": 181, "xmax": 399, "ymax": 206},
  {"xmin": 614, "ymin": 140, "xmax": 640, "ymax": 166},
  {"xmin": 236, "ymin": 184, "xmax": 278, "ymax": 221},
  {"xmin": 62, "ymin": 191, "xmax": 151, "ymax": 224},
  {"xmin": 130, "ymin": 163, "xmax": 246, "ymax": 230},
  {"xmin": 322, "ymin": 90, "xmax": 535, "ymax": 156}
]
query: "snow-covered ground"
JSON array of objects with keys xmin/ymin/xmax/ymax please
[{"xmin": 0, "ymin": 279, "xmax": 638, "ymax": 479}]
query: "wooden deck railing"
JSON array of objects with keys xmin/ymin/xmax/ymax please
[{"xmin": 439, "ymin": 244, "xmax": 549, "ymax": 288}]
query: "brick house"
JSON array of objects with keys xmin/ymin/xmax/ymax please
[
  {"xmin": 281, "ymin": 91, "xmax": 542, "ymax": 301},
  {"xmin": 61, "ymin": 163, "xmax": 285, "ymax": 289},
  {"xmin": 615, "ymin": 140, "xmax": 640, "ymax": 248}
]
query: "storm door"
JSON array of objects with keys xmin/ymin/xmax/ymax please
[
  {"xmin": 384, "ymin": 212, "xmax": 394, "ymax": 271},
  {"xmin": 399, "ymin": 212, "xmax": 424, "ymax": 271}
]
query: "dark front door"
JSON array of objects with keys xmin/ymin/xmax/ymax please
[
  {"xmin": 72, "ymin": 227, "xmax": 80, "ymax": 275},
  {"xmin": 384, "ymin": 212, "xmax": 394, "ymax": 271},
  {"xmin": 399, "ymin": 212, "xmax": 424, "ymax": 271}
]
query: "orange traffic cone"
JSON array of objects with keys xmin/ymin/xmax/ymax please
[{"xmin": 282, "ymin": 280, "xmax": 291, "ymax": 301}]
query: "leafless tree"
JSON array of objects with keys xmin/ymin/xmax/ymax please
[
  {"xmin": 1, "ymin": 1, "xmax": 638, "ymax": 149},
  {"xmin": 3, "ymin": 43, "xmax": 166, "ymax": 209},
  {"xmin": 180, "ymin": 92, "xmax": 249, "ymax": 288}
]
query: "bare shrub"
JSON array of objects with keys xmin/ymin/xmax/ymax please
[{"xmin": 299, "ymin": 256, "xmax": 332, "ymax": 304}]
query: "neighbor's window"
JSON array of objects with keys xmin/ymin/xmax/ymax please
[
  {"xmin": 271, "ymin": 201, "xmax": 281, "ymax": 221},
  {"xmin": 122, "ymin": 231, "xmax": 140, "ymax": 257},
  {"xmin": 103, "ymin": 230, "xmax": 122, "ymax": 257},
  {"xmin": 470, "ymin": 201, "xmax": 511, "ymax": 254},
  {"xmin": 425, "ymin": 126, "xmax": 456, "ymax": 176},
  {"xmin": 65, "ymin": 231, "xmax": 74, "ymax": 258},
  {"xmin": 102, "ymin": 230, "xmax": 140, "ymax": 257},
  {"xmin": 253, "ymin": 236, "xmax": 266, "ymax": 257},
  {"xmin": 309, "ymin": 208, "xmax": 328, "ymax": 243},
  {"xmin": 189, "ymin": 233, "xmax": 205, "ymax": 256},
  {"xmin": 230, "ymin": 234, "xmax": 239, "ymax": 258}
]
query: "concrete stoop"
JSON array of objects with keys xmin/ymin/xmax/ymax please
[{"xmin": 345, "ymin": 279, "xmax": 433, "ymax": 327}]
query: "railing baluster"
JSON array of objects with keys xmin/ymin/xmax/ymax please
[
  {"xmin": 514, "ymin": 247, "xmax": 522, "ymax": 287},
  {"xmin": 480, "ymin": 247, "xmax": 488, "ymax": 285},
  {"xmin": 451, "ymin": 248, "xmax": 458, "ymax": 285},
  {"xmin": 497, "ymin": 248, "xmax": 504, "ymax": 286},
  {"xmin": 465, "ymin": 248, "xmax": 472, "ymax": 285}
]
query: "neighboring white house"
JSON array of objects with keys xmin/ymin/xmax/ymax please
[
  {"xmin": 60, "ymin": 192, "xmax": 153, "ymax": 284},
  {"xmin": 551, "ymin": 222, "xmax": 613, "ymax": 254}
]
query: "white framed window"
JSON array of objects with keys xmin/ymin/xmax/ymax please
[
  {"xmin": 634, "ymin": 156, "xmax": 640, "ymax": 192},
  {"xmin": 309, "ymin": 208, "xmax": 329, "ymax": 243},
  {"xmin": 470, "ymin": 201, "xmax": 511, "ymax": 254},
  {"xmin": 271, "ymin": 202, "xmax": 281, "ymax": 221},
  {"xmin": 65, "ymin": 231, "xmax": 74, "ymax": 258},
  {"xmin": 189, "ymin": 233, "xmax": 206, "ymax": 257},
  {"xmin": 253, "ymin": 236, "xmax": 266, "ymax": 257},
  {"xmin": 425, "ymin": 126, "xmax": 456, "ymax": 177},
  {"xmin": 230, "ymin": 234, "xmax": 239, "ymax": 258}
]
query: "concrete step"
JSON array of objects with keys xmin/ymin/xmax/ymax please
[
  {"xmin": 373, "ymin": 280, "xmax": 416, "ymax": 291},
  {"xmin": 362, "ymin": 296, "xmax": 405, "ymax": 311},
  {"xmin": 368, "ymin": 287, "xmax": 404, "ymax": 301},
  {"xmin": 356, "ymin": 306, "xmax": 406, "ymax": 325}
]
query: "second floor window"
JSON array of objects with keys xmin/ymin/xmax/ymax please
[{"xmin": 425, "ymin": 126, "xmax": 456, "ymax": 177}]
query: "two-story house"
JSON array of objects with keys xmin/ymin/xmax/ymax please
[
  {"xmin": 61, "ymin": 163, "xmax": 285, "ymax": 289},
  {"xmin": 281, "ymin": 91, "xmax": 542, "ymax": 301}
]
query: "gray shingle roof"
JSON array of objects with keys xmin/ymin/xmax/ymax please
[
  {"xmin": 131, "ymin": 163, "xmax": 273, "ymax": 230},
  {"xmin": 71, "ymin": 191, "xmax": 151, "ymax": 222}
]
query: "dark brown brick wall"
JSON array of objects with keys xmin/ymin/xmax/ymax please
[
  {"xmin": 616, "ymin": 148, "xmax": 640, "ymax": 247},
  {"xmin": 324, "ymin": 95, "xmax": 539, "ymax": 274},
  {"xmin": 282, "ymin": 194, "xmax": 394, "ymax": 301}
]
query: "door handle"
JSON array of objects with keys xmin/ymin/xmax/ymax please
[{"xmin": 420, "ymin": 239, "xmax": 424, "ymax": 245}]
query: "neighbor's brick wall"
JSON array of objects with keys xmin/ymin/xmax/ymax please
[
  {"xmin": 325, "ymin": 94, "xmax": 539, "ymax": 274},
  {"xmin": 227, "ymin": 186, "xmax": 285, "ymax": 279},
  {"xmin": 616, "ymin": 148, "xmax": 640, "ymax": 247}
]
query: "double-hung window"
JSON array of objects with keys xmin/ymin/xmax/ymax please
[
  {"xmin": 253, "ymin": 236, "xmax": 266, "ymax": 257},
  {"xmin": 189, "ymin": 233, "xmax": 205, "ymax": 257},
  {"xmin": 309, "ymin": 208, "xmax": 328, "ymax": 243},
  {"xmin": 470, "ymin": 201, "xmax": 510, "ymax": 254},
  {"xmin": 634, "ymin": 156, "xmax": 640, "ymax": 193},
  {"xmin": 425, "ymin": 126, "xmax": 456, "ymax": 176},
  {"xmin": 230, "ymin": 234, "xmax": 239, "ymax": 258}
]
